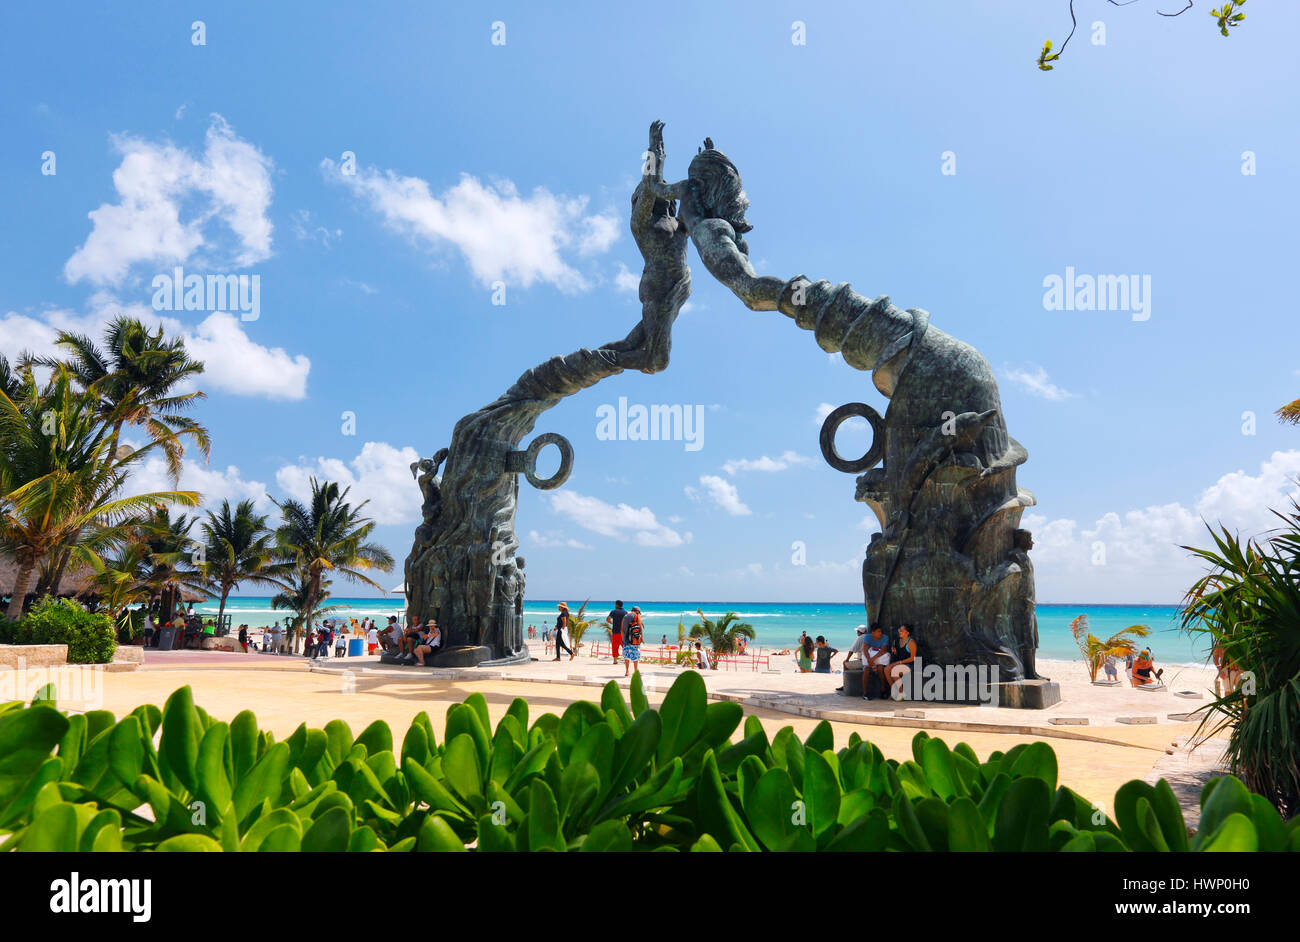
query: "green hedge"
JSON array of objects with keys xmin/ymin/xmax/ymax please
[
  {"xmin": 0, "ymin": 671, "xmax": 1294, "ymax": 851},
  {"xmin": 8, "ymin": 597, "xmax": 117, "ymax": 664}
]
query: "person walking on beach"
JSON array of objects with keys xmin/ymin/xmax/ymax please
[
  {"xmin": 796, "ymin": 635, "xmax": 815, "ymax": 673},
  {"xmin": 553, "ymin": 603, "xmax": 575, "ymax": 660},
  {"xmin": 367, "ymin": 622, "xmax": 380, "ymax": 655},
  {"xmin": 606, "ymin": 600, "xmax": 628, "ymax": 663},
  {"xmin": 624, "ymin": 607, "xmax": 644, "ymax": 677},
  {"xmin": 237, "ymin": 624, "xmax": 249, "ymax": 653},
  {"xmin": 813, "ymin": 636, "xmax": 838, "ymax": 674}
]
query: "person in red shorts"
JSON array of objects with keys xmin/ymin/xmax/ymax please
[{"xmin": 605, "ymin": 600, "xmax": 628, "ymax": 663}]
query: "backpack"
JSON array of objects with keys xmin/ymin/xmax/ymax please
[{"xmin": 627, "ymin": 619, "xmax": 642, "ymax": 646}]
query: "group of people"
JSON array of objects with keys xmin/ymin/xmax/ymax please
[
  {"xmin": 804, "ymin": 624, "xmax": 917, "ymax": 700},
  {"xmin": 382, "ymin": 616, "xmax": 443, "ymax": 666}
]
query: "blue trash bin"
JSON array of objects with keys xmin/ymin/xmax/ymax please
[{"xmin": 347, "ymin": 638, "xmax": 364, "ymax": 657}]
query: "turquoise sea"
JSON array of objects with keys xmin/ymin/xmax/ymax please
[{"xmin": 198, "ymin": 598, "xmax": 1207, "ymax": 667}]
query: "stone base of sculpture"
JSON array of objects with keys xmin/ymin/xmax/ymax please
[
  {"xmin": 839, "ymin": 670, "xmax": 1060, "ymax": 708},
  {"xmin": 378, "ymin": 644, "xmax": 499, "ymax": 669}
]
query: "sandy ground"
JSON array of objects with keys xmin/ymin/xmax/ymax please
[{"xmin": 18, "ymin": 642, "xmax": 1229, "ymax": 806}]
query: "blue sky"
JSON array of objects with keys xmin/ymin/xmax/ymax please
[{"xmin": 2, "ymin": 1, "xmax": 1297, "ymax": 604}]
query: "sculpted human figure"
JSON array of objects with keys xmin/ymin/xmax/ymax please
[
  {"xmin": 651, "ymin": 124, "xmax": 1038, "ymax": 682},
  {"xmin": 603, "ymin": 120, "xmax": 691, "ymax": 374}
]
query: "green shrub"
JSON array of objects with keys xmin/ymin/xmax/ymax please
[
  {"xmin": 0, "ymin": 619, "xmax": 21, "ymax": 645},
  {"xmin": 0, "ymin": 672, "xmax": 1295, "ymax": 852},
  {"xmin": 16, "ymin": 596, "xmax": 117, "ymax": 664}
]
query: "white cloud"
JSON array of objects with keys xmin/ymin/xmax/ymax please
[
  {"xmin": 1002, "ymin": 364, "xmax": 1077, "ymax": 402},
  {"xmin": 183, "ymin": 312, "xmax": 310, "ymax": 400},
  {"xmin": 275, "ymin": 441, "xmax": 421, "ymax": 526},
  {"xmin": 325, "ymin": 160, "xmax": 616, "ymax": 292},
  {"xmin": 128, "ymin": 451, "xmax": 271, "ymax": 514},
  {"xmin": 527, "ymin": 529, "xmax": 592, "ymax": 550},
  {"xmin": 689, "ymin": 475, "xmax": 752, "ymax": 516},
  {"xmin": 813, "ymin": 402, "xmax": 836, "ymax": 425},
  {"xmin": 65, "ymin": 115, "xmax": 273, "ymax": 285},
  {"xmin": 291, "ymin": 209, "xmax": 342, "ymax": 247},
  {"xmin": 577, "ymin": 213, "xmax": 620, "ymax": 256},
  {"xmin": 1026, "ymin": 450, "xmax": 1300, "ymax": 602},
  {"xmin": 614, "ymin": 262, "xmax": 640, "ymax": 293},
  {"xmin": 722, "ymin": 450, "xmax": 813, "ymax": 475},
  {"xmin": 0, "ymin": 302, "xmax": 310, "ymax": 403},
  {"xmin": 548, "ymin": 491, "xmax": 689, "ymax": 546}
]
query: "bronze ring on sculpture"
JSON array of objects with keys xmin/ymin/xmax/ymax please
[
  {"xmin": 517, "ymin": 432, "xmax": 574, "ymax": 490},
  {"xmin": 819, "ymin": 402, "xmax": 885, "ymax": 473}
]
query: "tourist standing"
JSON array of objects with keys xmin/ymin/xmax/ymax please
[
  {"xmin": 605, "ymin": 600, "xmax": 628, "ymax": 663},
  {"xmin": 796, "ymin": 636, "xmax": 814, "ymax": 672},
  {"xmin": 367, "ymin": 622, "xmax": 380, "ymax": 655},
  {"xmin": 813, "ymin": 636, "xmax": 838, "ymax": 673},
  {"xmin": 624, "ymin": 607, "xmax": 644, "ymax": 677},
  {"xmin": 238, "ymin": 624, "xmax": 249, "ymax": 653}
]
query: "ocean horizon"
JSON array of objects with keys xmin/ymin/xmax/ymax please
[{"xmin": 198, "ymin": 597, "xmax": 1208, "ymax": 667}]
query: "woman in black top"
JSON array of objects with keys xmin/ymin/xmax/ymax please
[{"xmin": 552, "ymin": 602, "xmax": 575, "ymax": 660}]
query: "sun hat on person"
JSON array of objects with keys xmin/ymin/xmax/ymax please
[{"xmin": 856, "ymin": 625, "xmax": 867, "ymax": 634}]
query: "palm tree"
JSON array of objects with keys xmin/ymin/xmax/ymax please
[
  {"xmin": 271, "ymin": 565, "xmax": 343, "ymax": 652},
  {"xmin": 135, "ymin": 507, "xmax": 204, "ymax": 627},
  {"xmin": 1279, "ymin": 398, "xmax": 1300, "ymax": 426},
  {"xmin": 25, "ymin": 315, "xmax": 211, "ymax": 479},
  {"xmin": 1180, "ymin": 500, "xmax": 1300, "ymax": 818},
  {"xmin": 87, "ymin": 541, "xmax": 152, "ymax": 637},
  {"xmin": 564, "ymin": 600, "xmax": 594, "ymax": 651},
  {"xmin": 688, "ymin": 609, "xmax": 756, "ymax": 663},
  {"xmin": 1068, "ymin": 614, "xmax": 1152, "ymax": 682},
  {"xmin": 196, "ymin": 499, "xmax": 290, "ymax": 625},
  {"xmin": 0, "ymin": 366, "xmax": 199, "ymax": 620},
  {"xmin": 271, "ymin": 478, "xmax": 394, "ymax": 648}
]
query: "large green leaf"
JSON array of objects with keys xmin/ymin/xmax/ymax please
[
  {"xmin": 0, "ymin": 703, "xmax": 70, "ymax": 809},
  {"xmin": 656, "ymin": 671, "xmax": 707, "ymax": 765}
]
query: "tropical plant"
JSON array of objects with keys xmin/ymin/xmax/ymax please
[
  {"xmin": 689, "ymin": 609, "xmax": 755, "ymax": 662},
  {"xmin": 565, "ymin": 600, "xmax": 593, "ymax": 650},
  {"xmin": 133, "ymin": 507, "xmax": 205, "ymax": 627},
  {"xmin": 86, "ymin": 541, "xmax": 152, "ymax": 637},
  {"xmin": 1279, "ymin": 397, "xmax": 1300, "ymax": 426},
  {"xmin": 0, "ymin": 365, "xmax": 199, "ymax": 621},
  {"xmin": 271, "ymin": 565, "xmax": 342, "ymax": 653},
  {"xmin": 24, "ymin": 315, "xmax": 210, "ymax": 479},
  {"xmin": 1180, "ymin": 498, "xmax": 1300, "ymax": 818},
  {"xmin": 13, "ymin": 595, "xmax": 117, "ymax": 664},
  {"xmin": 1067, "ymin": 614, "xmax": 1153, "ymax": 682},
  {"xmin": 196, "ymin": 499, "xmax": 289, "ymax": 625},
  {"xmin": 270, "ymin": 478, "xmax": 393, "ymax": 646},
  {"xmin": 1, "ymin": 674, "xmax": 1295, "ymax": 851}
]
